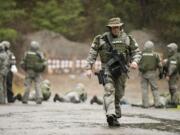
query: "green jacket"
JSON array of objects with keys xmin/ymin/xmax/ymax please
[{"xmin": 139, "ymin": 50, "xmax": 161, "ymax": 73}]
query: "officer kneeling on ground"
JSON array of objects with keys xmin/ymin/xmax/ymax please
[
  {"xmin": 53, "ymin": 83, "xmax": 87, "ymax": 103},
  {"xmin": 15, "ymin": 79, "xmax": 51, "ymax": 102}
]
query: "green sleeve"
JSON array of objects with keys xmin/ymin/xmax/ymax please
[
  {"xmin": 128, "ymin": 35, "xmax": 141, "ymax": 63},
  {"xmin": 86, "ymin": 35, "xmax": 101, "ymax": 69}
]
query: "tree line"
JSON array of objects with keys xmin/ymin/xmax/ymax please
[{"xmin": 0, "ymin": 0, "xmax": 179, "ymax": 48}]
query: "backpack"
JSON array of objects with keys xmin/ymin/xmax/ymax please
[{"xmin": 24, "ymin": 51, "xmax": 46, "ymax": 72}]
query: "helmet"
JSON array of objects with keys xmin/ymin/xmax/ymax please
[
  {"xmin": 30, "ymin": 41, "xmax": 40, "ymax": 51},
  {"xmin": 167, "ymin": 43, "xmax": 178, "ymax": 52},
  {"xmin": 1, "ymin": 41, "xmax": 10, "ymax": 49},
  {"xmin": 167, "ymin": 43, "xmax": 178, "ymax": 56},
  {"xmin": 143, "ymin": 40, "xmax": 154, "ymax": 51},
  {"xmin": 106, "ymin": 17, "xmax": 124, "ymax": 27}
]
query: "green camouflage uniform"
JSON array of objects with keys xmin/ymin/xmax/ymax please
[
  {"xmin": 41, "ymin": 80, "xmax": 51, "ymax": 101},
  {"xmin": 86, "ymin": 18, "xmax": 141, "ymax": 119},
  {"xmin": 2, "ymin": 41, "xmax": 17, "ymax": 103},
  {"xmin": 26, "ymin": 79, "xmax": 51, "ymax": 101},
  {"xmin": 166, "ymin": 43, "xmax": 179, "ymax": 104},
  {"xmin": 21, "ymin": 41, "xmax": 46, "ymax": 104},
  {"xmin": 0, "ymin": 43, "xmax": 8, "ymax": 104},
  {"xmin": 139, "ymin": 41, "xmax": 162, "ymax": 108},
  {"xmin": 54, "ymin": 83, "xmax": 87, "ymax": 103}
]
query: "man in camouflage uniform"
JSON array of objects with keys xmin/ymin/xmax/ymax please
[
  {"xmin": 0, "ymin": 43, "xmax": 8, "ymax": 104},
  {"xmin": 21, "ymin": 41, "xmax": 46, "ymax": 104},
  {"xmin": 139, "ymin": 41, "xmax": 163, "ymax": 108},
  {"xmin": 165, "ymin": 43, "xmax": 179, "ymax": 105},
  {"xmin": 85, "ymin": 17, "xmax": 141, "ymax": 127},
  {"xmin": 159, "ymin": 92, "xmax": 180, "ymax": 108},
  {"xmin": 1, "ymin": 41, "xmax": 17, "ymax": 103},
  {"xmin": 15, "ymin": 79, "xmax": 51, "ymax": 102},
  {"xmin": 53, "ymin": 83, "xmax": 87, "ymax": 103}
]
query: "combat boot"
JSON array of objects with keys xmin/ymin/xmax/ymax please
[
  {"xmin": 90, "ymin": 95, "xmax": 103, "ymax": 105},
  {"xmin": 107, "ymin": 115, "xmax": 120, "ymax": 127},
  {"xmin": 36, "ymin": 98, "xmax": 42, "ymax": 104},
  {"xmin": 22, "ymin": 100, "xmax": 28, "ymax": 104},
  {"xmin": 165, "ymin": 103, "xmax": 177, "ymax": 108},
  {"xmin": 15, "ymin": 93, "xmax": 22, "ymax": 101},
  {"xmin": 8, "ymin": 98, "xmax": 16, "ymax": 103},
  {"xmin": 113, "ymin": 118, "xmax": 120, "ymax": 127},
  {"xmin": 155, "ymin": 104, "xmax": 164, "ymax": 108},
  {"xmin": 53, "ymin": 94, "xmax": 64, "ymax": 102}
]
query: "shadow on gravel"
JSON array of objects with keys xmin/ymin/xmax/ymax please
[{"xmin": 122, "ymin": 114, "xmax": 180, "ymax": 133}]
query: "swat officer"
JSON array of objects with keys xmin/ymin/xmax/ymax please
[
  {"xmin": 139, "ymin": 41, "xmax": 163, "ymax": 108},
  {"xmin": 85, "ymin": 17, "xmax": 141, "ymax": 127},
  {"xmin": 165, "ymin": 43, "xmax": 179, "ymax": 106},
  {"xmin": 15, "ymin": 79, "xmax": 51, "ymax": 102},
  {"xmin": 53, "ymin": 83, "xmax": 87, "ymax": 103},
  {"xmin": 0, "ymin": 43, "xmax": 8, "ymax": 104},
  {"xmin": 21, "ymin": 41, "xmax": 46, "ymax": 104},
  {"xmin": 1, "ymin": 41, "xmax": 17, "ymax": 103}
]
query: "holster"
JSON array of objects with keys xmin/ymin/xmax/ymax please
[{"xmin": 95, "ymin": 70, "xmax": 106, "ymax": 86}]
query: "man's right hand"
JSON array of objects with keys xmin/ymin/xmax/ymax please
[{"xmin": 85, "ymin": 69, "xmax": 93, "ymax": 79}]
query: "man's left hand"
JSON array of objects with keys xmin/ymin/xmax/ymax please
[{"xmin": 130, "ymin": 61, "xmax": 138, "ymax": 69}]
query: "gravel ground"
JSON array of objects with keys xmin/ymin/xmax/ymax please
[{"xmin": 0, "ymin": 100, "xmax": 180, "ymax": 135}]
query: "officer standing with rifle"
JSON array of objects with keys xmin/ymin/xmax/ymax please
[{"xmin": 85, "ymin": 17, "xmax": 141, "ymax": 127}]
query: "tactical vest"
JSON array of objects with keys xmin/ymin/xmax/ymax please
[
  {"xmin": 98, "ymin": 32, "xmax": 130, "ymax": 64},
  {"xmin": 139, "ymin": 51, "xmax": 159, "ymax": 73},
  {"xmin": 24, "ymin": 51, "xmax": 45, "ymax": 72}
]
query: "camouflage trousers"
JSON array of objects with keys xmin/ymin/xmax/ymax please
[
  {"xmin": 0, "ymin": 75, "xmax": 7, "ymax": 104},
  {"xmin": 103, "ymin": 73, "xmax": 127, "ymax": 118},
  {"xmin": 22, "ymin": 73, "xmax": 43, "ymax": 103},
  {"xmin": 140, "ymin": 71, "xmax": 160, "ymax": 107},
  {"xmin": 168, "ymin": 74, "xmax": 179, "ymax": 104}
]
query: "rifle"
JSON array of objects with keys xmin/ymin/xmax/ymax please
[
  {"xmin": 95, "ymin": 70, "xmax": 106, "ymax": 86},
  {"xmin": 104, "ymin": 35, "xmax": 129, "ymax": 78}
]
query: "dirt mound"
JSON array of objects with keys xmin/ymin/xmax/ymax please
[
  {"xmin": 24, "ymin": 30, "xmax": 89, "ymax": 59},
  {"xmin": 130, "ymin": 30, "xmax": 158, "ymax": 49},
  {"xmin": 24, "ymin": 29, "xmax": 161, "ymax": 59}
]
